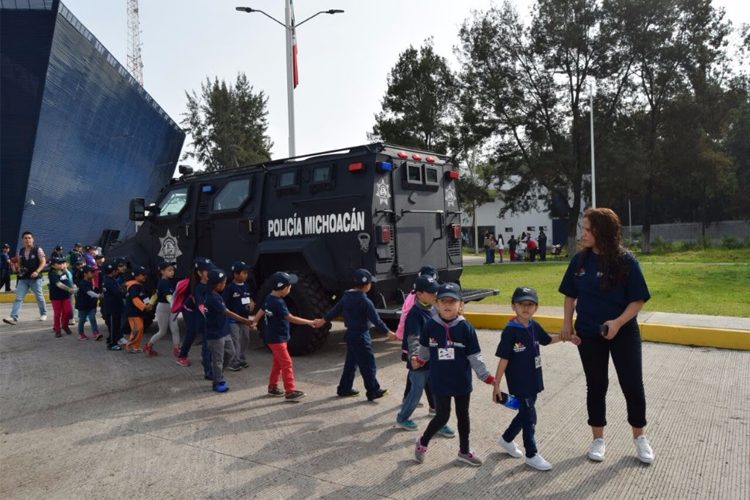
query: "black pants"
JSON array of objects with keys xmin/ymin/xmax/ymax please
[
  {"xmin": 420, "ymin": 394, "xmax": 471, "ymax": 454},
  {"xmin": 0, "ymin": 271, "xmax": 10, "ymax": 291},
  {"xmin": 502, "ymin": 394, "xmax": 538, "ymax": 458},
  {"xmin": 577, "ymin": 322, "xmax": 647, "ymax": 428},
  {"xmin": 104, "ymin": 310, "xmax": 123, "ymax": 348},
  {"xmin": 403, "ymin": 376, "xmax": 435, "ymax": 409}
]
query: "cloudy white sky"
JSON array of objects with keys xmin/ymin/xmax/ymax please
[{"xmin": 62, "ymin": 0, "xmax": 749, "ymax": 166}]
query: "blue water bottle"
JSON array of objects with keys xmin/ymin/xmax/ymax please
[{"xmin": 495, "ymin": 391, "xmax": 521, "ymax": 410}]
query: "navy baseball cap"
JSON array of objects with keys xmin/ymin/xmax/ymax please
[
  {"xmin": 353, "ymin": 268, "xmax": 377, "ymax": 285},
  {"xmin": 132, "ymin": 265, "xmax": 148, "ymax": 276},
  {"xmin": 113, "ymin": 256, "xmax": 128, "ymax": 266},
  {"xmin": 207, "ymin": 268, "xmax": 227, "ymax": 287},
  {"xmin": 193, "ymin": 257, "xmax": 213, "ymax": 271},
  {"xmin": 1, "ymin": 243, "xmax": 9, "ymax": 249},
  {"xmin": 104, "ymin": 262, "xmax": 117, "ymax": 274},
  {"xmin": 437, "ymin": 282, "xmax": 462, "ymax": 301},
  {"xmin": 54, "ymin": 245, "xmax": 63, "ymax": 251},
  {"xmin": 51, "ymin": 256, "xmax": 66, "ymax": 264},
  {"xmin": 512, "ymin": 286, "xmax": 539, "ymax": 304},
  {"xmin": 73, "ymin": 258, "xmax": 84, "ymax": 265},
  {"xmin": 82, "ymin": 265, "xmax": 96, "ymax": 273},
  {"xmin": 270, "ymin": 271, "xmax": 298, "ymax": 290},
  {"xmin": 158, "ymin": 261, "xmax": 175, "ymax": 270},
  {"xmin": 413, "ymin": 275, "xmax": 439, "ymax": 293},
  {"xmin": 73, "ymin": 242, "xmax": 83, "ymax": 248},
  {"xmin": 231, "ymin": 261, "xmax": 252, "ymax": 273},
  {"xmin": 418, "ymin": 265, "xmax": 438, "ymax": 279}
]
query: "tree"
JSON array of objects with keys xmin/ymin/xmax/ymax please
[
  {"xmin": 371, "ymin": 40, "xmax": 458, "ymax": 153},
  {"xmin": 182, "ymin": 73, "xmax": 272, "ymax": 171}
]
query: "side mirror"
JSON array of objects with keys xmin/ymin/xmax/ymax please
[{"xmin": 129, "ymin": 198, "xmax": 146, "ymax": 221}]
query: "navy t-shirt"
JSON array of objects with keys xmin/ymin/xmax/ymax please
[
  {"xmin": 263, "ymin": 294, "xmax": 290, "ymax": 344},
  {"xmin": 402, "ymin": 302, "xmax": 432, "ymax": 370},
  {"xmin": 559, "ymin": 250, "xmax": 651, "ymax": 337},
  {"xmin": 102, "ymin": 275, "xmax": 124, "ymax": 313},
  {"xmin": 204, "ymin": 290, "xmax": 229, "ymax": 339},
  {"xmin": 157, "ymin": 278, "xmax": 174, "ymax": 304},
  {"xmin": 76, "ymin": 279, "xmax": 98, "ymax": 311},
  {"xmin": 323, "ymin": 290, "xmax": 390, "ymax": 341},
  {"xmin": 496, "ymin": 319, "xmax": 552, "ymax": 397},
  {"xmin": 419, "ymin": 316, "xmax": 482, "ymax": 397},
  {"xmin": 48, "ymin": 270, "xmax": 73, "ymax": 300},
  {"xmin": 125, "ymin": 282, "xmax": 147, "ymax": 317},
  {"xmin": 223, "ymin": 281, "xmax": 251, "ymax": 320}
]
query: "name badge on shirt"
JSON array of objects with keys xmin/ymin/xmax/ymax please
[
  {"xmin": 438, "ymin": 348, "xmax": 455, "ymax": 361},
  {"xmin": 241, "ymin": 297, "xmax": 251, "ymax": 305},
  {"xmin": 535, "ymin": 355, "xmax": 541, "ymax": 369}
]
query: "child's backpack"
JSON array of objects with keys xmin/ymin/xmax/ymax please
[{"xmin": 170, "ymin": 277, "xmax": 191, "ymax": 314}]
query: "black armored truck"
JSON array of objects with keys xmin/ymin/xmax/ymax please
[{"xmin": 112, "ymin": 143, "xmax": 496, "ymax": 355}]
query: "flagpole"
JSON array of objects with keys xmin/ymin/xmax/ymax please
[{"xmin": 285, "ymin": 0, "xmax": 296, "ymax": 157}]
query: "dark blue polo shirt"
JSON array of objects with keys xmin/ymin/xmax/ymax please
[
  {"xmin": 323, "ymin": 290, "xmax": 389, "ymax": 341},
  {"xmin": 76, "ymin": 279, "xmax": 98, "ymax": 311},
  {"xmin": 559, "ymin": 250, "xmax": 650, "ymax": 337},
  {"xmin": 102, "ymin": 275, "xmax": 124, "ymax": 313},
  {"xmin": 223, "ymin": 281, "xmax": 251, "ymax": 320},
  {"xmin": 125, "ymin": 282, "xmax": 147, "ymax": 318},
  {"xmin": 402, "ymin": 302, "xmax": 433, "ymax": 370},
  {"xmin": 205, "ymin": 291, "xmax": 229, "ymax": 340},
  {"xmin": 48, "ymin": 270, "xmax": 73, "ymax": 300},
  {"xmin": 156, "ymin": 278, "xmax": 174, "ymax": 304},
  {"xmin": 496, "ymin": 319, "xmax": 552, "ymax": 397},
  {"xmin": 419, "ymin": 316, "xmax": 482, "ymax": 397},
  {"xmin": 262, "ymin": 294, "xmax": 290, "ymax": 344}
]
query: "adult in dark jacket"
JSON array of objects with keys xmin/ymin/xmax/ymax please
[{"xmin": 3, "ymin": 232, "xmax": 47, "ymax": 325}]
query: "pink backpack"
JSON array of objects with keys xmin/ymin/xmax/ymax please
[{"xmin": 170, "ymin": 277, "xmax": 191, "ymax": 314}]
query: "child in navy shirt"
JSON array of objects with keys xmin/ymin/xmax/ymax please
[
  {"xmin": 413, "ymin": 283, "xmax": 495, "ymax": 466},
  {"xmin": 223, "ymin": 261, "xmax": 254, "ymax": 370},
  {"xmin": 48, "ymin": 256, "xmax": 75, "ymax": 337},
  {"xmin": 144, "ymin": 261, "xmax": 180, "ymax": 357},
  {"xmin": 124, "ymin": 266, "xmax": 153, "ymax": 353},
  {"xmin": 101, "ymin": 263, "xmax": 125, "ymax": 350},
  {"xmin": 493, "ymin": 287, "xmax": 579, "ymax": 471},
  {"xmin": 76, "ymin": 266, "xmax": 103, "ymax": 341},
  {"xmin": 321, "ymin": 268, "xmax": 394, "ymax": 401},
  {"xmin": 253, "ymin": 272, "xmax": 316, "ymax": 401}
]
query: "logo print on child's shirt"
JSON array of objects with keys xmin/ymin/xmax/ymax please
[{"xmin": 513, "ymin": 341, "xmax": 526, "ymax": 353}]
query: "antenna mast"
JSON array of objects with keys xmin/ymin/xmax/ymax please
[{"xmin": 126, "ymin": 0, "xmax": 144, "ymax": 85}]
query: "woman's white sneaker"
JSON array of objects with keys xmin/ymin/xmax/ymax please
[
  {"xmin": 525, "ymin": 453, "xmax": 552, "ymax": 471},
  {"xmin": 587, "ymin": 438, "xmax": 606, "ymax": 462},
  {"xmin": 634, "ymin": 435, "xmax": 654, "ymax": 464},
  {"xmin": 498, "ymin": 437, "xmax": 523, "ymax": 458}
]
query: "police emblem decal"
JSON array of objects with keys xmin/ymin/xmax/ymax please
[
  {"xmin": 158, "ymin": 229, "xmax": 182, "ymax": 261},
  {"xmin": 375, "ymin": 178, "xmax": 391, "ymax": 206},
  {"xmin": 445, "ymin": 184, "xmax": 457, "ymax": 207}
]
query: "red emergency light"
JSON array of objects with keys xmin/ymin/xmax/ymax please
[
  {"xmin": 445, "ymin": 170, "xmax": 459, "ymax": 180},
  {"xmin": 348, "ymin": 162, "xmax": 365, "ymax": 172},
  {"xmin": 452, "ymin": 224, "xmax": 461, "ymax": 240},
  {"xmin": 397, "ymin": 151, "xmax": 408, "ymax": 159},
  {"xmin": 412, "ymin": 153, "xmax": 422, "ymax": 161},
  {"xmin": 377, "ymin": 225, "xmax": 392, "ymax": 244},
  {"xmin": 425, "ymin": 156, "xmax": 435, "ymax": 163}
]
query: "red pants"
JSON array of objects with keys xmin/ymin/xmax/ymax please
[
  {"xmin": 51, "ymin": 299, "xmax": 72, "ymax": 333},
  {"xmin": 268, "ymin": 342, "xmax": 296, "ymax": 392}
]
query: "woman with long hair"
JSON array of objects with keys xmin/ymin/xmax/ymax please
[{"xmin": 558, "ymin": 208, "xmax": 654, "ymax": 464}]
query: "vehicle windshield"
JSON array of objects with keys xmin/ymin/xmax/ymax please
[{"xmin": 158, "ymin": 187, "xmax": 188, "ymax": 216}]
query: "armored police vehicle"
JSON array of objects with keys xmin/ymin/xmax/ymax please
[{"xmin": 112, "ymin": 143, "xmax": 496, "ymax": 355}]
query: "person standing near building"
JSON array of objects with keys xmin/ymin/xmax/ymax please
[
  {"xmin": 538, "ymin": 229, "xmax": 548, "ymax": 261},
  {"xmin": 0, "ymin": 243, "xmax": 12, "ymax": 292},
  {"xmin": 508, "ymin": 235, "xmax": 518, "ymax": 262},
  {"xmin": 496, "ymin": 234, "xmax": 505, "ymax": 263},
  {"xmin": 3, "ymin": 232, "xmax": 48, "ymax": 325},
  {"xmin": 483, "ymin": 233, "xmax": 494, "ymax": 264}
]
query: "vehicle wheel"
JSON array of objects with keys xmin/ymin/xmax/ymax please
[{"xmin": 284, "ymin": 271, "xmax": 332, "ymax": 355}]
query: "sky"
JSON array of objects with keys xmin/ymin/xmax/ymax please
[{"xmin": 61, "ymin": 0, "xmax": 749, "ymax": 167}]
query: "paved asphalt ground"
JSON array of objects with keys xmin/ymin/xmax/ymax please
[{"xmin": 1, "ymin": 303, "xmax": 748, "ymax": 499}]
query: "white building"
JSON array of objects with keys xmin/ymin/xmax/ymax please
[{"xmin": 460, "ymin": 199, "xmax": 554, "ymax": 249}]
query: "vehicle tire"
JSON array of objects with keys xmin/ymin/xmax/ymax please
[{"xmin": 284, "ymin": 271, "xmax": 332, "ymax": 355}]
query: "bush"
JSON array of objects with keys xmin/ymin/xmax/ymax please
[{"xmin": 721, "ymin": 235, "xmax": 742, "ymax": 249}]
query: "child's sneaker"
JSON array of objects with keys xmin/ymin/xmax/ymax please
[
  {"xmin": 456, "ymin": 451, "xmax": 483, "ymax": 467},
  {"xmin": 54, "ymin": 331, "xmax": 62, "ymax": 338},
  {"xmin": 143, "ymin": 344, "xmax": 158, "ymax": 356},
  {"xmin": 93, "ymin": 332, "xmax": 103, "ymax": 341},
  {"xmin": 337, "ymin": 389, "xmax": 360, "ymax": 397},
  {"xmin": 78, "ymin": 333, "xmax": 88, "ymax": 341},
  {"xmin": 437, "ymin": 425, "xmax": 456, "ymax": 438},
  {"xmin": 226, "ymin": 364, "xmax": 242, "ymax": 372},
  {"xmin": 525, "ymin": 453, "xmax": 552, "ymax": 471},
  {"xmin": 118, "ymin": 337, "xmax": 128, "ymax": 345},
  {"xmin": 39, "ymin": 315, "xmax": 47, "ymax": 321},
  {"xmin": 414, "ymin": 438, "xmax": 428, "ymax": 463},
  {"xmin": 285, "ymin": 390, "xmax": 306, "ymax": 401},
  {"xmin": 587, "ymin": 438, "xmax": 606, "ymax": 462},
  {"xmin": 498, "ymin": 437, "xmax": 524, "ymax": 458},
  {"xmin": 63, "ymin": 326, "xmax": 72, "ymax": 335},
  {"xmin": 240, "ymin": 360, "xmax": 250, "ymax": 368},
  {"xmin": 367, "ymin": 388, "xmax": 388, "ymax": 401},
  {"xmin": 109, "ymin": 345, "xmax": 123, "ymax": 351},
  {"xmin": 268, "ymin": 386, "xmax": 284, "ymax": 397},
  {"xmin": 172, "ymin": 345, "xmax": 180, "ymax": 357},
  {"xmin": 634, "ymin": 435, "xmax": 654, "ymax": 464},
  {"xmin": 396, "ymin": 419, "xmax": 419, "ymax": 431},
  {"xmin": 176, "ymin": 356, "xmax": 191, "ymax": 367},
  {"xmin": 213, "ymin": 382, "xmax": 229, "ymax": 393}
]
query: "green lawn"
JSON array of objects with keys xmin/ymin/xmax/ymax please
[{"xmin": 461, "ymin": 248, "xmax": 750, "ymax": 317}]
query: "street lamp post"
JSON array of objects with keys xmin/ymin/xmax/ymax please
[
  {"xmin": 589, "ymin": 79, "xmax": 596, "ymax": 208},
  {"xmin": 235, "ymin": 3, "xmax": 344, "ymax": 158}
]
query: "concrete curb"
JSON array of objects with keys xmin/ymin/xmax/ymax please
[
  {"xmin": 0, "ymin": 293, "xmax": 48, "ymax": 304},
  {"xmin": 463, "ymin": 312, "xmax": 750, "ymax": 351}
]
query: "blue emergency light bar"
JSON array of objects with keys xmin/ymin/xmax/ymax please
[{"xmin": 376, "ymin": 161, "xmax": 393, "ymax": 172}]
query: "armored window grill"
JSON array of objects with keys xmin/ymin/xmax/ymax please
[
  {"xmin": 158, "ymin": 187, "xmax": 188, "ymax": 216},
  {"xmin": 212, "ymin": 179, "xmax": 250, "ymax": 212}
]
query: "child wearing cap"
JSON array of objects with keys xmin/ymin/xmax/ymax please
[
  {"xmin": 412, "ymin": 283, "xmax": 495, "ymax": 467},
  {"xmin": 396, "ymin": 275, "xmax": 454, "ymax": 436},
  {"xmin": 101, "ymin": 263, "xmax": 125, "ymax": 350},
  {"xmin": 0, "ymin": 244, "xmax": 11, "ymax": 292},
  {"xmin": 124, "ymin": 267, "xmax": 154, "ymax": 352},
  {"xmin": 76, "ymin": 266, "xmax": 103, "ymax": 341},
  {"xmin": 144, "ymin": 262, "xmax": 180, "ymax": 357},
  {"xmin": 48, "ymin": 256, "xmax": 76, "ymax": 337},
  {"xmin": 176, "ymin": 257, "xmax": 212, "ymax": 371},
  {"xmin": 320, "ymin": 268, "xmax": 394, "ymax": 401},
  {"xmin": 223, "ymin": 261, "xmax": 254, "ymax": 370},
  {"xmin": 252, "ymin": 272, "xmax": 315, "ymax": 401},
  {"xmin": 493, "ymin": 286, "xmax": 580, "ymax": 471},
  {"xmin": 204, "ymin": 269, "xmax": 254, "ymax": 393}
]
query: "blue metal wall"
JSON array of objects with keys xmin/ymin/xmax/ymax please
[{"xmin": 0, "ymin": 0, "xmax": 185, "ymax": 253}]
